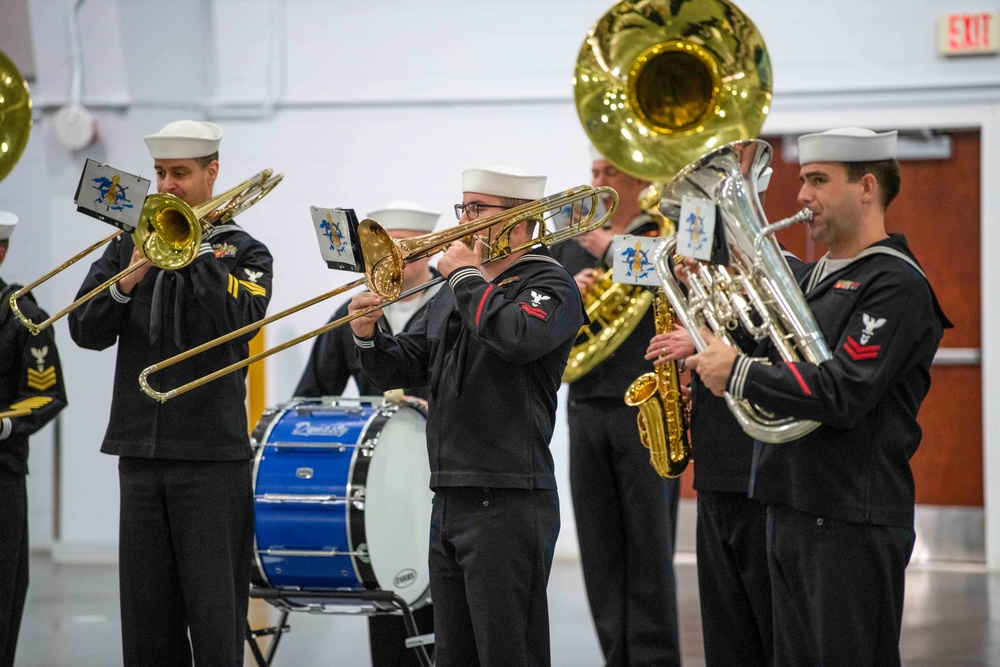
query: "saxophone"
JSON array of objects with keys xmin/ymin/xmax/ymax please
[{"xmin": 623, "ymin": 289, "xmax": 690, "ymax": 478}]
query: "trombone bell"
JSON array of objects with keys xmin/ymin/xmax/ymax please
[
  {"xmin": 358, "ymin": 220, "xmax": 405, "ymax": 300},
  {"xmin": 135, "ymin": 193, "xmax": 203, "ymax": 270}
]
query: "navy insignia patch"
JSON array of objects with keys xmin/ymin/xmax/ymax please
[
  {"xmin": 844, "ymin": 336, "xmax": 880, "ymax": 361},
  {"xmin": 11, "ymin": 396, "xmax": 53, "ymax": 410},
  {"xmin": 860, "ymin": 313, "xmax": 887, "ymax": 345},
  {"xmin": 833, "ymin": 280, "xmax": 860, "ymax": 291},
  {"xmin": 213, "ymin": 243, "xmax": 238, "ymax": 258},
  {"xmin": 519, "ymin": 290, "xmax": 553, "ymax": 321},
  {"xmin": 843, "ymin": 313, "xmax": 887, "ymax": 361},
  {"xmin": 28, "ymin": 346, "xmax": 57, "ymax": 391}
]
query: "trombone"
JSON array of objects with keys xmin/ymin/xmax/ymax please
[
  {"xmin": 139, "ymin": 184, "xmax": 619, "ymax": 402},
  {"xmin": 9, "ymin": 169, "xmax": 283, "ymax": 335},
  {"xmin": 0, "ymin": 408, "xmax": 31, "ymax": 420}
]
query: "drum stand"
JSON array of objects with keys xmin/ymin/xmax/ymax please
[{"xmin": 245, "ymin": 587, "xmax": 434, "ymax": 667}]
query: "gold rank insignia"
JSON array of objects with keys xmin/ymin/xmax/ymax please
[
  {"xmin": 228, "ymin": 273, "xmax": 268, "ymax": 299},
  {"xmin": 27, "ymin": 347, "xmax": 58, "ymax": 391},
  {"xmin": 11, "ymin": 396, "xmax": 53, "ymax": 410}
]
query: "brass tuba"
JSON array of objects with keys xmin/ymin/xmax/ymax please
[
  {"xmin": 9, "ymin": 169, "xmax": 283, "ymax": 335},
  {"xmin": 565, "ymin": 0, "xmax": 772, "ymax": 382},
  {"xmin": 654, "ymin": 139, "xmax": 831, "ymax": 443},
  {"xmin": 0, "ymin": 50, "xmax": 32, "ymax": 184},
  {"xmin": 574, "ymin": 0, "xmax": 772, "ymax": 183}
]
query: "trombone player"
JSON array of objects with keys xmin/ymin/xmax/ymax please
[
  {"xmin": 0, "ymin": 211, "xmax": 67, "ymax": 667},
  {"xmin": 347, "ymin": 165, "xmax": 585, "ymax": 666},
  {"xmin": 68, "ymin": 121, "xmax": 273, "ymax": 666},
  {"xmin": 551, "ymin": 148, "xmax": 681, "ymax": 666}
]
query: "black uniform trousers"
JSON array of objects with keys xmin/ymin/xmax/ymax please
[
  {"xmin": 568, "ymin": 399, "xmax": 681, "ymax": 666},
  {"xmin": 696, "ymin": 490, "xmax": 772, "ymax": 667},
  {"xmin": 429, "ymin": 486, "xmax": 560, "ymax": 667},
  {"xmin": 0, "ymin": 470, "xmax": 28, "ymax": 667},
  {"xmin": 118, "ymin": 457, "xmax": 254, "ymax": 667},
  {"xmin": 766, "ymin": 503, "xmax": 914, "ymax": 667}
]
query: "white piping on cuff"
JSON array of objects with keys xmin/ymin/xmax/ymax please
[{"xmin": 109, "ymin": 283, "xmax": 131, "ymax": 303}]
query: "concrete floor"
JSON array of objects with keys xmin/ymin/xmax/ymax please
[{"xmin": 13, "ymin": 553, "xmax": 1000, "ymax": 666}]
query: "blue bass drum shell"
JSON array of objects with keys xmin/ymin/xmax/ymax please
[{"xmin": 250, "ymin": 397, "xmax": 431, "ymax": 609}]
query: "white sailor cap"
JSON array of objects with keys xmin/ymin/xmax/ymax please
[
  {"xmin": 144, "ymin": 120, "xmax": 223, "ymax": 160},
  {"xmin": 757, "ymin": 167, "xmax": 773, "ymax": 193},
  {"xmin": 366, "ymin": 199, "xmax": 440, "ymax": 233},
  {"xmin": 798, "ymin": 127, "xmax": 897, "ymax": 164},
  {"xmin": 0, "ymin": 210, "xmax": 17, "ymax": 241},
  {"xmin": 462, "ymin": 165, "xmax": 546, "ymax": 200},
  {"xmin": 589, "ymin": 145, "xmax": 606, "ymax": 163}
]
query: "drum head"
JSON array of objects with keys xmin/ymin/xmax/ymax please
[{"xmin": 363, "ymin": 405, "xmax": 432, "ymax": 607}]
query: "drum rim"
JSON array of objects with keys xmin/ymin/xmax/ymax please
[{"xmin": 358, "ymin": 403, "xmax": 433, "ymax": 608}]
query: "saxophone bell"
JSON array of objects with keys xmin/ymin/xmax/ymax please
[{"xmin": 624, "ymin": 290, "xmax": 691, "ymax": 478}]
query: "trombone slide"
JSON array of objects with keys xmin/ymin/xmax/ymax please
[{"xmin": 139, "ymin": 185, "xmax": 620, "ymax": 402}]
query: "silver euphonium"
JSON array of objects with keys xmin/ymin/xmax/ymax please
[{"xmin": 653, "ymin": 139, "xmax": 832, "ymax": 443}]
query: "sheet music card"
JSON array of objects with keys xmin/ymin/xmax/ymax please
[
  {"xmin": 310, "ymin": 206, "xmax": 364, "ymax": 272},
  {"xmin": 74, "ymin": 159, "xmax": 150, "ymax": 233},
  {"xmin": 611, "ymin": 234, "xmax": 663, "ymax": 287},
  {"xmin": 675, "ymin": 195, "xmax": 716, "ymax": 262}
]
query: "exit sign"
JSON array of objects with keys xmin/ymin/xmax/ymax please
[{"xmin": 939, "ymin": 12, "xmax": 1000, "ymax": 56}]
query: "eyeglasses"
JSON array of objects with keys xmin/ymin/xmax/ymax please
[{"xmin": 454, "ymin": 202, "xmax": 512, "ymax": 221}]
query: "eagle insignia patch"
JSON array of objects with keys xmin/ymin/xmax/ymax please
[
  {"xmin": 860, "ymin": 313, "xmax": 887, "ymax": 345},
  {"xmin": 843, "ymin": 313, "xmax": 887, "ymax": 361},
  {"xmin": 519, "ymin": 290, "xmax": 553, "ymax": 321}
]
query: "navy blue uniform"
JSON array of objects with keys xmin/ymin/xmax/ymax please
[
  {"xmin": 552, "ymin": 216, "xmax": 681, "ymax": 667},
  {"xmin": 69, "ymin": 224, "xmax": 272, "ymax": 666},
  {"xmin": 0, "ymin": 280, "xmax": 67, "ymax": 667},
  {"xmin": 728, "ymin": 234, "xmax": 950, "ymax": 665},
  {"xmin": 356, "ymin": 248, "xmax": 583, "ymax": 667}
]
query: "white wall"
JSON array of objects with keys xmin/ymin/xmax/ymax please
[{"xmin": 2, "ymin": 0, "xmax": 998, "ymax": 562}]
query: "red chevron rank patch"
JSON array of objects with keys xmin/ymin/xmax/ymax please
[
  {"xmin": 519, "ymin": 303, "xmax": 548, "ymax": 320},
  {"xmin": 844, "ymin": 336, "xmax": 880, "ymax": 361}
]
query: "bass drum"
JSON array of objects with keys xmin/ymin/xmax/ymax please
[{"xmin": 251, "ymin": 397, "xmax": 432, "ymax": 610}]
